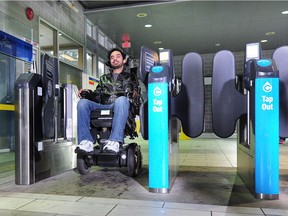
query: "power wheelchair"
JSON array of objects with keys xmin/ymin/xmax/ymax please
[{"xmin": 74, "ymin": 86, "xmax": 143, "ymax": 177}]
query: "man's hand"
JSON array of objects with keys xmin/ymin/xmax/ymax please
[
  {"xmin": 78, "ymin": 89, "xmax": 90, "ymax": 98},
  {"xmin": 132, "ymin": 90, "xmax": 138, "ymax": 98}
]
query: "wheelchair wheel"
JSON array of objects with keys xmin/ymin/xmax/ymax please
[
  {"xmin": 127, "ymin": 143, "xmax": 142, "ymax": 177},
  {"xmin": 77, "ymin": 154, "xmax": 91, "ymax": 175}
]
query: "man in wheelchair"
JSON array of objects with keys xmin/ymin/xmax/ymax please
[{"xmin": 77, "ymin": 48, "xmax": 139, "ymax": 154}]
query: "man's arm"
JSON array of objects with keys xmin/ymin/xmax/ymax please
[{"xmin": 77, "ymin": 78, "xmax": 103, "ymax": 103}]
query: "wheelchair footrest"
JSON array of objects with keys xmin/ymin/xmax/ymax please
[
  {"xmin": 75, "ymin": 146, "xmax": 125, "ymax": 157},
  {"xmin": 92, "ymin": 151, "xmax": 121, "ymax": 156},
  {"xmin": 74, "ymin": 147, "xmax": 96, "ymax": 155},
  {"xmin": 75, "ymin": 144, "xmax": 141, "ymax": 169}
]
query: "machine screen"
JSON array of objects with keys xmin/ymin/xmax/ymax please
[
  {"xmin": 246, "ymin": 42, "xmax": 261, "ymax": 61},
  {"xmin": 160, "ymin": 51, "xmax": 169, "ymax": 63},
  {"xmin": 159, "ymin": 49, "xmax": 173, "ymax": 72}
]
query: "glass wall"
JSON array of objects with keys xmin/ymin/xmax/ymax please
[
  {"xmin": 0, "ymin": 11, "xmax": 33, "ymax": 175},
  {"xmin": 0, "ymin": 53, "xmax": 28, "ymax": 151},
  {"xmin": 86, "ymin": 51, "xmax": 93, "ymax": 75},
  {"xmin": 39, "ymin": 19, "xmax": 83, "ymax": 88},
  {"xmin": 59, "ymin": 34, "xmax": 83, "ymax": 69},
  {"xmin": 0, "ymin": 53, "xmax": 15, "ymax": 151},
  {"xmin": 39, "ymin": 22, "xmax": 56, "ymax": 57},
  {"xmin": 85, "ymin": 21, "xmax": 117, "ymax": 78}
]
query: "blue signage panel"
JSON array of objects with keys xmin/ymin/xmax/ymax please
[
  {"xmin": 0, "ymin": 30, "xmax": 33, "ymax": 62},
  {"xmin": 255, "ymin": 77, "xmax": 279, "ymax": 195},
  {"xmin": 148, "ymin": 82, "xmax": 169, "ymax": 190}
]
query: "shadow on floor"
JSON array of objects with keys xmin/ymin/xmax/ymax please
[{"xmin": 1, "ymin": 164, "xmax": 288, "ymax": 210}]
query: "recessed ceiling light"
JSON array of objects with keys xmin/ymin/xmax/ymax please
[
  {"xmin": 265, "ymin": 31, "xmax": 275, "ymax": 36},
  {"xmin": 261, "ymin": 39, "xmax": 268, "ymax": 43},
  {"xmin": 215, "ymin": 43, "xmax": 221, "ymax": 46},
  {"xmin": 145, "ymin": 24, "xmax": 152, "ymax": 28},
  {"xmin": 154, "ymin": 41, "xmax": 162, "ymax": 44},
  {"xmin": 137, "ymin": 13, "xmax": 147, "ymax": 18},
  {"xmin": 282, "ymin": 10, "xmax": 288, "ymax": 15}
]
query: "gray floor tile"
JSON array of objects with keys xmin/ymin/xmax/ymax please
[
  {"xmin": 19, "ymin": 199, "xmax": 115, "ymax": 216},
  {"xmin": 263, "ymin": 208, "xmax": 288, "ymax": 216},
  {"xmin": 109, "ymin": 205, "xmax": 211, "ymax": 216},
  {"xmin": 0, "ymin": 134, "xmax": 287, "ymax": 215},
  {"xmin": 0, "ymin": 196, "xmax": 35, "ymax": 210}
]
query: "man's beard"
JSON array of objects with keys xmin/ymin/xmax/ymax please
[{"xmin": 111, "ymin": 62, "xmax": 123, "ymax": 70}]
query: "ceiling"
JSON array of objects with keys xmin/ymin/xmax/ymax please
[{"xmin": 79, "ymin": 1, "xmax": 288, "ymax": 59}]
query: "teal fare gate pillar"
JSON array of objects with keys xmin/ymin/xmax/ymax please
[
  {"xmin": 255, "ymin": 60, "xmax": 279, "ymax": 199},
  {"xmin": 148, "ymin": 65, "xmax": 170, "ymax": 193}
]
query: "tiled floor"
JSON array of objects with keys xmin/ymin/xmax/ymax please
[{"xmin": 0, "ymin": 134, "xmax": 288, "ymax": 216}]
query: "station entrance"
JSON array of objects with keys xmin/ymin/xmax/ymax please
[{"xmin": 0, "ymin": 27, "xmax": 286, "ymax": 201}]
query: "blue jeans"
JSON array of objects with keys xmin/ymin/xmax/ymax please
[{"xmin": 77, "ymin": 96, "xmax": 130, "ymax": 144}]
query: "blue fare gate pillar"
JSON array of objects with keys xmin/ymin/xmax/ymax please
[
  {"xmin": 254, "ymin": 60, "xmax": 279, "ymax": 199},
  {"xmin": 148, "ymin": 65, "xmax": 171, "ymax": 193}
]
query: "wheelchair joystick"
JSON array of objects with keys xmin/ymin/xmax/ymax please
[{"xmin": 124, "ymin": 83, "xmax": 133, "ymax": 98}]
